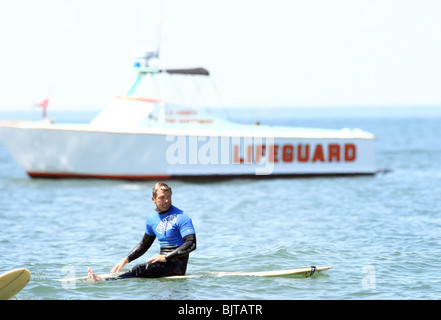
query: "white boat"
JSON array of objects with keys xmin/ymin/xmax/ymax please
[{"xmin": 0, "ymin": 50, "xmax": 376, "ymax": 180}]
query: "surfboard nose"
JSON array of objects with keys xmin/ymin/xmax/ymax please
[{"xmin": 0, "ymin": 268, "xmax": 31, "ymax": 300}]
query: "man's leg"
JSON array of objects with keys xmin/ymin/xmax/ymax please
[{"xmin": 115, "ymin": 256, "xmax": 188, "ymax": 280}]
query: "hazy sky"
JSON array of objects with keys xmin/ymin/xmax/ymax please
[{"xmin": 1, "ymin": 0, "xmax": 440, "ymax": 111}]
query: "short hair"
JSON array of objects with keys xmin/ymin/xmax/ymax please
[{"xmin": 152, "ymin": 182, "xmax": 172, "ymax": 198}]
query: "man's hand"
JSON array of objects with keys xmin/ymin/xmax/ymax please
[
  {"xmin": 147, "ymin": 254, "xmax": 166, "ymax": 263},
  {"xmin": 111, "ymin": 257, "xmax": 129, "ymax": 272}
]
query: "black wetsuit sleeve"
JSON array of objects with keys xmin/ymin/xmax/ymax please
[
  {"xmin": 164, "ymin": 234, "xmax": 196, "ymax": 261},
  {"xmin": 126, "ymin": 233, "xmax": 156, "ymax": 263}
]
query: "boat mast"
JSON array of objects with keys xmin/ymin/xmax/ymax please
[
  {"xmin": 128, "ymin": 20, "xmax": 210, "ymax": 124},
  {"xmin": 128, "ymin": 21, "xmax": 165, "ymax": 122}
]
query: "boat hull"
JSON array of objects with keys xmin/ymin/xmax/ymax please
[{"xmin": 0, "ymin": 121, "xmax": 376, "ymax": 180}]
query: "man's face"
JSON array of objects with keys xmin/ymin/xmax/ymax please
[{"xmin": 152, "ymin": 189, "xmax": 172, "ymax": 212}]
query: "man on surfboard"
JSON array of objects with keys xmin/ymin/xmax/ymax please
[{"xmin": 88, "ymin": 182, "xmax": 196, "ymax": 281}]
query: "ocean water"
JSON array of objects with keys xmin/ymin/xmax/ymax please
[{"xmin": 1, "ymin": 106, "xmax": 441, "ymax": 300}]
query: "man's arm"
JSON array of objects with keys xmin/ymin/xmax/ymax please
[
  {"xmin": 127, "ymin": 233, "xmax": 156, "ymax": 262},
  {"xmin": 148, "ymin": 234, "xmax": 196, "ymax": 264},
  {"xmin": 164, "ymin": 234, "xmax": 196, "ymax": 261},
  {"xmin": 111, "ymin": 233, "xmax": 156, "ymax": 272}
]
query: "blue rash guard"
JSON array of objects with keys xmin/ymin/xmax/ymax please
[
  {"xmin": 112, "ymin": 205, "xmax": 196, "ymax": 280},
  {"xmin": 145, "ymin": 205, "xmax": 195, "ymax": 247}
]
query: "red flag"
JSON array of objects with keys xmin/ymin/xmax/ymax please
[{"xmin": 36, "ymin": 98, "xmax": 49, "ymax": 118}]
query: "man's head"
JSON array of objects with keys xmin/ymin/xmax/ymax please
[{"xmin": 152, "ymin": 182, "xmax": 172, "ymax": 212}]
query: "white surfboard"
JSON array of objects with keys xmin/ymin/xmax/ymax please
[
  {"xmin": 209, "ymin": 266, "xmax": 331, "ymax": 278},
  {"xmin": 57, "ymin": 266, "xmax": 330, "ymax": 282},
  {"xmin": 0, "ymin": 268, "xmax": 31, "ymax": 300}
]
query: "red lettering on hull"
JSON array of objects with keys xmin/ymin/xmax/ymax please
[{"xmin": 233, "ymin": 143, "xmax": 357, "ymax": 164}]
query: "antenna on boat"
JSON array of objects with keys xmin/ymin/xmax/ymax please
[
  {"xmin": 128, "ymin": 20, "xmax": 163, "ymax": 96},
  {"xmin": 155, "ymin": 19, "xmax": 162, "ymax": 62},
  {"xmin": 131, "ymin": 19, "xmax": 162, "ymax": 73}
]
